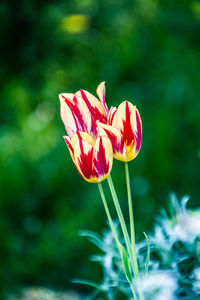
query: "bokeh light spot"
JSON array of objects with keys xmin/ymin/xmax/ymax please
[
  {"xmin": 61, "ymin": 14, "xmax": 90, "ymax": 33},
  {"xmin": 191, "ymin": 2, "xmax": 200, "ymax": 20}
]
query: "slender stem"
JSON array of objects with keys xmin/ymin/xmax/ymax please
[
  {"xmin": 130, "ymin": 285, "xmax": 138, "ymax": 300},
  {"xmin": 124, "ymin": 162, "xmax": 144, "ymax": 300},
  {"xmin": 97, "ymin": 183, "xmax": 120, "ymax": 248},
  {"xmin": 124, "ymin": 162, "xmax": 139, "ymax": 278},
  {"xmin": 107, "ymin": 176, "xmax": 135, "ymax": 275},
  {"xmin": 97, "ymin": 183, "xmax": 138, "ymax": 300}
]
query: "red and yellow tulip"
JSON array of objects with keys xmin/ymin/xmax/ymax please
[
  {"xmin": 59, "ymin": 82, "xmax": 114, "ymax": 182},
  {"xmin": 64, "ymin": 132, "xmax": 113, "ymax": 183},
  {"xmin": 97, "ymin": 101, "xmax": 142, "ymax": 162}
]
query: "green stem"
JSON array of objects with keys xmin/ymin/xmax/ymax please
[
  {"xmin": 107, "ymin": 176, "xmax": 135, "ymax": 275},
  {"xmin": 97, "ymin": 183, "xmax": 138, "ymax": 300},
  {"xmin": 124, "ymin": 162, "xmax": 139, "ymax": 278},
  {"xmin": 124, "ymin": 162, "xmax": 144, "ymax": 300},
  {"xmin": 97, "ymin": 183, "xmax": 120, "ymax": 248}
]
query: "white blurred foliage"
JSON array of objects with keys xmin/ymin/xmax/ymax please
[
  {"xmin": 170, "ymin": 212, "xmax": 200, "ymax": 243},
  {"xmin": 77, "ymin": 194, "xmax": 200, "ymax": 299},
  {"xmin": 192, "ymin": 268, "xmax": 200, "ymax": 293},
  {"xmin": 141, "ymin": 271, "xmax": 177, "ymax": 300}
]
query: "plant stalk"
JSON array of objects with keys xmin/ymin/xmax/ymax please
[
  {"xmin": 124, "ymin": 162, "xmax": 139, "ymax": 278},
  {"xmin": 124, "ymin": 162, "xmax": 144, "ymax": 300},
  {"xmin": 107, "ymin": 176, "xmax": 135, "ymax": 275},
  {"xmin": 98, "ymin": 183, "xmax": 138, "ymax": 299},
  {"xmin": 97, "ymin": 183, "xmax": 120, "ymax": 248}
]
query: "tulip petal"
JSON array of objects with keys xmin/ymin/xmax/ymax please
[
  {"xmin": 60, "ymin": 93, "xmax": 79, "ymax": 137},
  {"xmin": 117, "ymin": 101, "xmax": 136, "ymax": 147},
  {"xmin": 130, "ymin": 108, "xmax": 142, "ymax": 154},
  {"xmin": 76, "ymin": 89, "xmax": 107, "ymax": 132},
  {"xmin": 71, "ymin": 131, "xmax": 95, "ymax": 148},
  {"xmin": 64, "ymin": 136, "xmax": 74, "ymax": 155},
  {"xmin": 93, "ymin": 136, "xmax": 113, "ymax": 182},
  {"xmin": 73, "ymin": 138, "xmax": 97, "ymax": 183},
  {"xmin": 97, "ymin": 122, "xmax": 127, "ymax": 161},
  {"xmin": 63, "ymin": 135, "xmax": 78, "ymax": 167},
  {"xmin": 108, "ymin": 106, "xmax": 118, "ymax": 126},
  {"xmin": 96, "ymin": 82, "xmax": 109, "ymax": 116},
  {"xmin": 60, "ymin": 93, "xmax": 93, "ymax": 137}
]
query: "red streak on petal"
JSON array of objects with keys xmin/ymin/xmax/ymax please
[
  {"xmin": 77, "ymin": 138, "xmax": 95, "ymax": 180},
  {"xmin": 109, "ymin": 108, "xmax": 117, "ymax": 125},
  {"xmin": 101, "ymin": 128, "xmax": 124, "ymax": 155},
  {"xmin": 94, "ymin": 137, "xmax": 109, "ymax": 178},
  {"xmin": 135, "ymin": 110, "xmax": 142, "ymax": 152},
  {"xmin": 62, "ymin": 95, "xmax": 88, "ymax": 133},
  {"xmin": 80, "ymin": 90, "xmax": 107, "ymax": 135},
  {"xmin": 122, "ymin": 101, "xmax": 135, "ymax": 147},
  {"xmin": 64, "ymin": 137, "xmax": 74, "ymax": 154}
]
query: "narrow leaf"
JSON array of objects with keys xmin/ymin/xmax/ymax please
[
  {"xmin": 181, "ymin": 195, "xmax": 190, "ymax": 212},
  {"xmin": 79, "ymin": 230, "xmax": 104, "ymax": 250},
  {"xmin": 143, "ymin": 232, "xmax": 150, "ymax": 278},
  {"xmin": 72, "ymin": 279, "xmax": 103, "ymax": 290},
  {"xmin": 170, "ymin": 192, "xmax": 180, "ymax": 216},
  {"xmin": 119, "ymin": 243, "xmax": 132, "ymax": 283}
]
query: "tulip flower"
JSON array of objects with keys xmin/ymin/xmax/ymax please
[
  {"xmin": 64, "ymin": 131, "xmax": 113, "ymax": 183},
  {"xmin": 59, "ymin": 82, "xmax": 108, "ymax": 139},
  {"xmin": 97, "ymin": 101, "xmax": 142, "ymax": 162}
]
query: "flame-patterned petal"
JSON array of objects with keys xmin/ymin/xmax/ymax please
[
  {"xmin": 64, "ymin": 136, "xmax": 74, "ymax": 158},
  {"xmin": 73, "ymin": 137, "xmax": 96, "ymax": 183},
  {"xmin": 63, "ymin": 135, "xmax": 80, "ymax": 170},
  {"xmin": 96, "ymin": 82, "xmax": 109, "ymax": 116},
  {"xmin": 93, "ymin": 136, "xmax": 113, "ymax": 182},
  {"xmin": 108, "ymin": 106, "xmax": 118, "ymax": 126},
  {"xmin": 60, "ymin": 93, "xmax": 94, "ymax": 137},
  {"xmin": 130, "ymin": 108, "xmax": 142, "ymax": 155},
  {"xmin": 71, "ymin": 131, "xmax": 95, "ymax": 148},
  {"xmin": 75, "ymin": 89, "xmax": 107, "ymax": 136},
  {"xmin": 97, "ymin": 122, "xmax": 127, "ymax": 161},
  {"xmin": 60, "ymin": 94, "xmax": 81, "ymax": 137},
  {"xmin": 116, "ymin": 101, "xmax": 136, "ymax": 147},
  {"xmin": 63, "ymin": 132, "xmax": 113, "ymax": 183}
]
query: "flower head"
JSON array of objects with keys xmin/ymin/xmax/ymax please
[
  {"xmin": 97, "ymin": 101, "xmax": 142, "ymax": 162},
  {"xmin": 64, "ymin": 132, "xmax": 113, "ymax": 183}
]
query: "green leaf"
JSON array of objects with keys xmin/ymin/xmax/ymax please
[
  {"xmin": 119, "ymin": 243, "xmax": 132, "ymax": 283},
  {"xmin": 72, "ymin": 278, "xmax": 103, "ymax": 290},
  {"xmin": 79, "ymin": 230, "xmax": 104, "ymax": 250},
  {"xmin": 143, "ymin": 232, "xmax": 150, "ymax": 278},
  {"xmin": 169, "ymin": 192, "xmax": 180, "ymax": 217},
  {"xmin": 72, "ymin": 279, "xmax": 102, "ymax": 300}
]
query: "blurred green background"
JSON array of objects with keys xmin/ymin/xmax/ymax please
[{"xmin": 1, "ymin": 0, "xmax": 200, "ymax": 297}]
